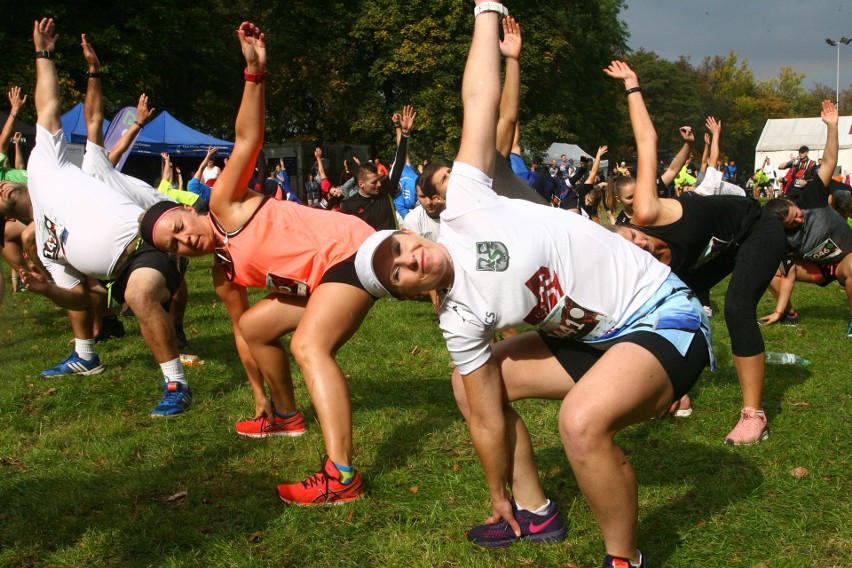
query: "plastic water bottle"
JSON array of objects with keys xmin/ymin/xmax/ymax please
[
  {"xmin": 180, "ymin": 354, "xmax": 204, "ymax": 368},
  {"xmin": 765, "ymin": 352, "xmax": 810, "ymax": 366}
]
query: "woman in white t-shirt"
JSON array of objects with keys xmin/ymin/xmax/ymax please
[
  {"xmin": 202, "ymin": 158, "xmax": 221, "ymax": 182},
  {"xmin": 355, "ymin": 7, "xmax": 711, "ymax": 567}
]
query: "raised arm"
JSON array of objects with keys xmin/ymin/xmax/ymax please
[
  {"xmin": 604, "ymin": 60, "xmax": 667, "ymax": 225},
  {"xmin": 109, "ymin": 94, "xmax": 156, "ymax": 166},
  {"xmin": 699, "ymin": 132, "xmax": 710, "ymax": 173},
  {"xmin": 80, "ymin": 33, "xmax": 105, "ymax": 146},
  {"xmin": 455, "ymin": 2, "xmax": 503, "ymax": 177},
  {"xmin": 584, "ymin": 145, "xmax": 607, "ymax": 184},
  {"xmin": 705, "ymin": 116, "xmax": 722, "ymax": 172},
  {"xmin": 314, "ymin": 147, "xmax": 327, "ymax": 183},
  {"xmin": 387, "ymin": 105, "xmax": 415, "ymax": 189},
  {"xmin": 209, "ymin": 22, "xmax": 266, "ymax": 220},
  {"xmin": 12, "ymin": 133, "xmax": 24, "ymax": 169},
  {"xmin": 496, "ymin": 17, "xmax": 522, "ymax": 159},
  {"xmin": 33, "ymin": 18, "xmax": 62, "ymax": 134},
  {"xmin": 818, "ymin": 100, "xmax": 839, "ymax": 187},
  {"xmin": 0, "ymin": 87, "xmax": 27, "ymax": 157},
  {"xmin": 660, "ymin": 126, "xmax": 694, "ymax": 185},
  {"xmin": 160, "ymin": 152, "xmax": 172, "ymax": 185},
  {"xmin": 194, "ymin": 146, "xmax": 219, "ymax": 181}
]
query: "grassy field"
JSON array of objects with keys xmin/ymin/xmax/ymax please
[{"xmin": 0, "ymin": 257, "xmax": 849, "ymax": 567}]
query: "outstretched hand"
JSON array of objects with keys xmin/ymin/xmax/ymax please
[
  {"xmin": 400, "ymin": 105, "xmax": 416, "ymax": 133},
  {"xmin": 603, "ymin": 60, "xmax": 638, "ymax": 88},
  {"xmin": 704, "ymin": 132, "xmax": 711, "ymax": 146},
  {"xmin": 236, "ymin": 21, "xmax": 266, "ymax": 74},
  {"xmin": 499, "ymin": 17, "xmax": 522, "ymax": 60},
  {"xmin": 136, "ymin": 93, "xmax": 155, "ymax": 124},
  {"xmin": 314, "ymin": 147, "xmax": 322, "ymax": 160},
  {"xmin": 160, "ymin": 151, "xmax": 170, "ymax": 162},
  {"xmin": 678, "ymin": 126, "xmax": 694, "ymax": 143},
  {"xmin": 34, "ymin": 18, "xmax": 58, "ymax": 53},
  {"xmin": 705, "ymin": 116, "xmax": 722, "ymax": 136},
  {"xmin": 18, "ymin": 265, "xmax": 50, "ymax": 296},
  {"xmin": 821, "ymin": 99, "xmax": 838, "ymax": 126},
  {"xmin": 8, "ymin": 87, "xmax": 27, "ymax": 113},
  {"xmin": 80, "ymin": 34, "xmax": 100, "ymax": 71},
  {"xmin": 596, "ymin": 145, "xmax": 608, "ymax": 159},
  {"xmin": 206, "ymin": 146, "xmax": 220, "ymax": 157},
  {"xmin": 758, "ymin": 312, "xmax": 781, "ymax": 326}
]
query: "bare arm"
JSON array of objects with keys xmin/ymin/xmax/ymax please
[
  {"xmin": 80, "ymin": 33, "xmax": 105, "ymax": 146},
  {"xmin": 455, "ymin": 2, "xmax": 502, "ymax": 177},
  {"xmin": 604, "ymin": 61, "xmax": 669, "ymax": 226},
  {"xmin": 584, "ymin": 145, "xmax": 607, "ymax": 184},
  {"xmin": 699, "ymin": 132, "xmax": 710, "ymax": 173},
  {"xmin": 706, "ymin": 116, "xmax": 722, "ymax": 172},
  {"xmin": 209, "ymin": 22, "xmax": 267, "ymax": 224},
  {"xmin": 12, "ymin": 133, "xmax": 24, "ymax": 169},
  {"xmin": 160, "ymin": 152, "xmax": 172, "ymax": 184},
  {"xmin": 760, "ymin": 266, "xmax": 796, "ymax": 325},
  {"xmin": 314, "ymin": 147, "xmax": 327, "ymax": 182},
  {"xmin": 496, "ymin": 17, "xmax": 521, "ymax": 159},
  {"xmin": 109, "ymin": 94, "xmax": 156, "ymax": 166},
  {"xmin": 660, "ymin": 126, "xmax": 694, "ymax": 185},
  {"xmin": 818, "ymin": 100, "xmax": 839, "ymax": 187},
  {"xmin": 0, "ymin": 87, "xmax": 27, "ymax": 156},
  {"xmin": 386, "ymin": 105, "xmax": 415, "ymax": 189},
  {"xmin": 33, "ymin": 18, "xmax": 62, "ymax": 134},
  {"xmin": 18, "ymin": 267, "xmax": 89, "ymax": 311},
  {"xmin": 194, "ymin": 147, "xmax": 218, "ymax": 181}
]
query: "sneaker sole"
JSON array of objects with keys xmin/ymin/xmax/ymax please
[
  {"xmin": 725, "ymin": 431, "xmax": 769, "ymax": 446},
  {"xmin": 674, "ymin": 408, "xmax": 693, "ymax": 418},
  {"xmin": 236, "ymin": 429, "xmax": 307, "ymax": 438},
  {"xmin": 277, "ymin": 488, "xmax": 364, "ymax": 506},
  {"xmin": 41, "ymin": 364, "xmax": 105, "ymax": 377},
  {"xmin": 468, "ymin": 529, "xmax": 567, "ymax": 548}
]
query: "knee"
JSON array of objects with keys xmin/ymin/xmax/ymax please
[
  {"xmin": 289, "ymin": 330, "xmax": 324, "ymax": 369},
  {"xmin": 558, "ymin": 404, "xmax": 604, "ymax": 462}
]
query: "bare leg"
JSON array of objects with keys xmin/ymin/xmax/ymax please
[
  {"xmin": 122, "ymin": 267, "xmax": 177, "ymax": 363},
  {"xmin": 238, "ymin": 293, "xmax": 307, "ymax": 416},
  {"xmin": 289, "ymin": 283, "xmax": 374, "ymax": 467}
]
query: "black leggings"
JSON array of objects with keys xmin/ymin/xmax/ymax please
[{"xmin": 690, "ymin": 211, "xmax": 786, "ymax": 357}]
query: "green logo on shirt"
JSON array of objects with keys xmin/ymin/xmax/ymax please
[{"xmin": 476, "ymin": 241, "xmax": 509, "ymax": 271}]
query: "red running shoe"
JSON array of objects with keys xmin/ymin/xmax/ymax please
[
  {"xmin": 235, "ymin": 410, "xmax": 306, "ymax": 438},
  {"xmin": 277, "ymin": 456, "xmax": 364, "ymax": 505}
]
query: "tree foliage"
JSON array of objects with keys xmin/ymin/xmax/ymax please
[{"xmin": 1, "ymin": 1, "xmax": 848, "ymax": 177}]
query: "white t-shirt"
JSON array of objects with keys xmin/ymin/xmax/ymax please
[
  {"xmin": 27, "ymin": 126, "xmax": 144, "ymax": 288},
  {"xmin": 82, "ymin": 141, "xmax": 170, "ymax": 209},
  {"xmin": 402, "ymin": 203, "xmax": 441, "ymax": 242},
  {"xmin": 202, "ymin": 164, "xmax": 221, "ymax": 182},
  {"xmin": 438, "ymin": 161, "xmax": 671, "ymax": 375},
  {"xmin": 693, "ymin": 166, "xmax": 746, "ymax": 197}
]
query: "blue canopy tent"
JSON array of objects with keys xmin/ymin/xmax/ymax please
[
  {"xmin": 60, "ymin": 102, "xmax": 109, "ymax": 144},
  {"xmin": 131, "ymin": 111, "xmax": 233, "ymax": 157}
]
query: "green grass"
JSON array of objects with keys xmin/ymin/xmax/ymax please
[{"xmin": 0, "ymin": 258, "xmax": 850, "ymax": 567}]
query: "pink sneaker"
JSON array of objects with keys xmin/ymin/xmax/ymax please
[
  {"xmin": 724, "ymin": 407, "xmax": 768, "ymax": 445},
  {"xmin": 235, "ymin": 410, "xmax": 307, "ymax": 438}
]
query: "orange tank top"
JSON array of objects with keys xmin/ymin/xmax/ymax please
[{"xmin": 210, "ymin": 197, "xmax": 374, "ymax": 294}]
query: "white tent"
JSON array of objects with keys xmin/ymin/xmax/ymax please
[
  {"xmin": 546, "ymin": 142, "xmax": 609, "ymax": 173},
  {"xmin": 754, "ymin": 116, "xmax": 852, "ymax": 178}
]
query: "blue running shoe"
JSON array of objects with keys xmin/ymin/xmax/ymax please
[
  {"xmin": 847, "ymin": 318, "xmax": 852, "ymax": 338},
  {"xmin": 466, "ymin": 499, "xmax": 567, "ymax": 548},
  {"xmin": 151, "ymin": 379, "xmax": 193, "ymax": 417},
  {"xmin": 603, "ymin": 550, "xmax": 646, "ymax": 568},
  {"xmin": 41, "ymin": 351, "xmax": 105, "ymax": 377}
]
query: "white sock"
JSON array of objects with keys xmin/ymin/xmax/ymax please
[
  {"xmin": 517, "ymin": 499, "xmax": 551, "ymax": 515},
  {"xmin": 160, "ymin": 358, "xmax": 186, "ymax": 384},
  {"xmin": 75, "ymin": 338, "xmax": 95, "ymax": 361}
]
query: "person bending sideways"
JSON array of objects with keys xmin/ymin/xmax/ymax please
[
  {"xmin": 354, "ymin": 5, "xmax": 711, "ymax": 566},
  {"xmin": 142, "ymin": 22, "xmax": 381, "ymax": 505}
]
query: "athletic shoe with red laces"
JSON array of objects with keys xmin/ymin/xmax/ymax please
[
  {"xmin": 466, "ymin": 499, "xmax": 567, "ymax": 548},
  {"xmin": 277, "ymin": 455, "xmax": 364, "ymax": 505},
  {"xmin": 725, "ymin": 407, "xmax": 768, "ymax": 445},
  {"xmin": 603, "ymin": 550, "xmax": 646, "ymax": 568},
  {"xmin": 235, "ymin": 410, "xmax": 306, "ymax": 438}
]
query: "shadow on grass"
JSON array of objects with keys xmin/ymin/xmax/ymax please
[{"xmin": 533, "ymin": 433, "xmax": 764, "ymax": 566}]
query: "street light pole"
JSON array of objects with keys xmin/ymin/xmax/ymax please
[{"xmin": 825, "ymin": 36, "xmax": 851, "ymax": 109}]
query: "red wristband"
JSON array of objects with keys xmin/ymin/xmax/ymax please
[{"xmin": 244, "ymin": 69, "xmax": 266, "ymax": 83}]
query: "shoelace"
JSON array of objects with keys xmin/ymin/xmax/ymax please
[{"xmin": 300, "ymin": 470, "xmax": 329, "ymax": 489}]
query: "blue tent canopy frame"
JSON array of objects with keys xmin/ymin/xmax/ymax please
[{"xmin": 131, "ymin": 110, "xmax": 234, "ymax": 157}]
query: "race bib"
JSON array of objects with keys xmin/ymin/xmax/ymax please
[
  {"xmin": 804, "ymin": 238, "xmax": 842, "ymax": 263},
  {"xmin": 266, "ymin": 273, "xmax": 309, "ymax": 296},
  {"xmin": 539, "ymin": 294, "xmax": 615, "ymax": 340}
]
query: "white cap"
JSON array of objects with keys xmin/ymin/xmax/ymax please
[{"xmin": 355, "ymin": 230, "xmax": 397, "ymax": 298}]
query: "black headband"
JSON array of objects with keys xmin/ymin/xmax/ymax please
[{"xmin": 139, "ymin": 201, "xmax": 182, "ymax": 247}]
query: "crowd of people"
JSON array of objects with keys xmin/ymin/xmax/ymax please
[{"xmin": 2, "ymin": 7, "xmax": 851, "ymax": 567}]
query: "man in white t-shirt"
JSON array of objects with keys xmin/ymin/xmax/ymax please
[
  {"xmin": 354, "ymin": 5, "xmax": 711, "ymax": 566},
  {"xmin": 3, "ymin": 19, "xmax": 192, "ymax": 417},
  {"xmin": 401, "ymin": 182, "xmax": 445, "ymax": 242}
]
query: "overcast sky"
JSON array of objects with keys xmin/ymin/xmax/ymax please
[{"xmin": 619, "ymin": 1, "xmax": 852, "ymax": 90}]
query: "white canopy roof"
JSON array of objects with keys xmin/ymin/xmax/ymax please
[{"xmin": 756, "ymin": 116, "xmax": 852, "ymax": 152}]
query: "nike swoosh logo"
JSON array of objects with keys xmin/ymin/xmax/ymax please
[{"xmin": 528, "ymin": 514, "xmax": 557, "ymax": 533}]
